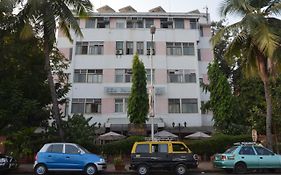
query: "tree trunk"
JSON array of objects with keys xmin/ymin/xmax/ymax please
[
  {"xmin": 44, "ymin": 42, "xmax": 64, "ymax": 141},
  {"xmin": 263, "ymin": 80, "xmax": 273, "ymax": 150}
]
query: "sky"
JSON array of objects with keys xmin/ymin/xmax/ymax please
[{"xmin": 91, "ymin": 0, "xmax": 224, "ymax": 22}]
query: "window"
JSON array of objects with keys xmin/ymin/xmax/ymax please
[
  {"xmin": 168, "ymin": 69, "xmax": 196, "ymax": 83},
  {"xmin": 169, "ymin": 98, "xmax": 198, "ymax": 113},
  {"xmin": 126, "ymin": 17, "xmax": 143, "ymax": 28},
  {"xmin": 175, "ymin": 19, "xmax": 184, "ymax": 29},
  {"xmin": 152, "ymin": 144, "xmax": 168, "ymax": 153},
  {"xmin": 200, "ymin": 26, "xmax": 204, "ymax": 36},
  {"xmin": 168, "ymin": 99, "xmax": 180, "ymax": 113},
  {"xmin": 145, "ymin": 18, "xmax": 154, "ymax": 28},
  {"xmin": 89, "ymin": 42, "xmax": 104, "ymax": 55},
  {"xmin": 136, "ymin": 144, "xmax": 149, "ymax": 153},
  {"xmin": 197, "ymin": 49, "xmax": 201, "ymax": 61},
  {"xmin": 115, "ymin": 98, "xmax": 128, "ymax": 113},
  {"xmin": 224, "ymin": 146, "xmax": 238, "ymax": 154},
  {"xmin": 47, "ymin": 144, "xmax": 63, "ymax": 153},
  {"xmin": 116, "ymin": 41, "xmax": 124, "ymax": 55},
  {"xmin": 71, "ymin": 98, "xmax": 101, "ymax": 114},
  {"xmin": 75, "ymin": 42, "xmax": 88, "ymax": 55},
  {"xmin": 75, "ymin": 42, "xmax": 104, "ymax": 55},
  {"xmin": 85, "ymin": 18, "xmax": 95, "ymax": 28},
  {"xmin": 160, "ymin": 18, "xmax": 173, "ymax": 28},
  {"xmin": 189, "ymin": 19, "xmax": 198, "ymax": 29},
  {"xmin": 182, "ymin": 99, "xmax": 198, "ymax": 113},
  {"xmin": 115, "ymin": 69, "xmax": 132, "ymax": 83},
  {"xmin": 239, "ymin": 146, "xmax": 256, "ymax": 155},
  {"xmin": 116, "ymin": 19, "xmax": 126, "ymax": 28},
  {"xmin": 254, "ymin": 146, "xmax": 274, "ymax": 155},
  {"xmin": 65, "ymin": 145, "xmax": 80, "ymax": 154},
  {"xmin": 136, "ymin": 42, "xmax": 144, "ymax": 55},
  {"xmin": 146, "ymin": 69, "xmax": 154, "ymax": 83},
  {"xmin": 183, "ymin": 43, "xmax": 195, "ymax": 55},
  {"xmin": 74, "ymin": 69, "xmax": 103, "ymax": 83},
  {"xmin": 172, "ymin": 143, "xmax": 187, "ymax": 152},
  {"xmin": 97, "ymin": 17, "xmax": 109, "ymax": 28},
  {"xmin": 69, "ymin": 48, "xmax": 73, "ymax": 61},
  {"xmin": 126, "ymin": 41, "xmax": 134, "ymax": 55},
  {"xmin": 147, "ymin": 41, "xmax": 155, "ymax": 55}
]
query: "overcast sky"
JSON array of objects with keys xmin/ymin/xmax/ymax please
[{"xmin": 91, "ymin": 0, "xmax": 224, "ymax": 22}]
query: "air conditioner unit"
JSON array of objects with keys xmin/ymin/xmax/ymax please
[
  {"xmin": 146, "ymin": 49, "xmax": 155, "ymax": 55},
  {"xmin": 116, "ymin": 49, "xmax": 123, "ymax": 55}
]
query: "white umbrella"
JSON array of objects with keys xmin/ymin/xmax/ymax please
[
  {"xmin": 98, "ymin": 131, "xmax": 126, "ymax": 141},
  {"xmin": 154, "ymin": 130, "xmax": 178, "ymax": 138},
  {"xmin": 184, "ymin": 131, "xmax": 211, "ymax": 139}
]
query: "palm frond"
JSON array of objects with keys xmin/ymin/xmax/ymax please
[
  {"xmin": 219, "ymin": 0, "xmax": 254, "ymax": 17},
  {"xmin": 265, "ymin": 0, "xmax": 281, "ymax": 16},
  {"xmin": 63, "ymin": 0, "xmax": 93, "ymax": 16}
]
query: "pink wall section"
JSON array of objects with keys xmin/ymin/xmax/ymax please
[
  {"xmin": 79, "ymin": 19, "xmax": 86, "ymax": 29},
  {"xmin": 201, "ymin": 48, "xmax": 213, "ymax": 61},
  {"xmin": 102, "ymin": 98, "xmax": 115, "ymax": 114},
  {"xmin": 59, "ymin": 48, "xmax": 71, "ymax": 61},
  {"xmin": 103, "ymin": 69, "xmax": 115, "ymax": 83},
  {"xmin": 203, "ymin": 74, "xmax": 209, "ymax": 84},
  {"xmin": 104, "ymin": 41, "xmax": 115, "ymax": 55},
  {"xmin": 154, "ymin": 19, "xmax": 161, "ymax": 28},
  {"xmin": 58, "ymin": 29, "xmax": 65, "ymax": 37},
  {"xmin": 203, "ymin": 27, "xmax": 211, "ymax": 37},
  {"xmin": 155, "ymin": 97, "xmax": 168, "ymax": 114},
  {"xmin": 110, "ymin": 18, "xmax": 116, "ymax": 29},
  {"xmin": 184, "ymin": 19, "xmax": 191, "ymax": 29},
  {"xmin": 156, "ymin": 42, "xmax": 166, "ymax": 55},
  {"xmin": 155, "ymin": 69, "xmax": 167, "ymax": 84}
]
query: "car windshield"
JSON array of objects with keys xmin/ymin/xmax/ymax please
[
  {"xmin": 77, "ymin": 144, "xmax": 91, "ymax": 153},
  {"xmin": 224, "ymin": 146, "xmax": 238, "ymax": 154}
]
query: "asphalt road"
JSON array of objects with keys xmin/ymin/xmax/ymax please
[{"xmin": 7, "ymin": 173, "xmax": 281, "ymax": 175}]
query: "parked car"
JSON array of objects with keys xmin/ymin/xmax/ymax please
[
  {"xmin": 0, "ymin": 154, "xmax": 18, "ymax": 172},
  {"xmin": 130, "ymin": 140, "xmax": 198, "ymax": 175},
  {"xmin": 34, "ymin": 143, "xmax": 106, "ymax": 175},
  {"xmin": 213, "ymin": 142, "xmax": 281, "ymax": 173}
]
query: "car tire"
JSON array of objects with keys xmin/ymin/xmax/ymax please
[
  {"xmin": 34, "ymin": 164, "xmax": 47, "ymax": 175},
  {"xmin": 85, "ymin": 164, "xmax": 97, "ymax": 175},
  {"xmin": 234, "ymin": 162, "xmax": 247, "ymax": 174},
  {"xmin": 137, "ymin": 164, "xmax": 149, "ymax": 175},
  {"xmin": 175, "ymin": 164, "xmax": 187, "ymax": 175}
]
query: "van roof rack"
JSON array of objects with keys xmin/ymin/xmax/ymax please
[
  {"xmin": 234, "ymin": 142, "xmax": 257, "ymax": 146},
  {"xmin": 144, "ymin": 137, "xmax": 178, "ymax": 141}
]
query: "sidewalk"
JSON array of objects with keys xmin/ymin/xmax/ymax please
[{"xmin": 13, "ymin": 161, "xmax": 221, "ymax": 174}]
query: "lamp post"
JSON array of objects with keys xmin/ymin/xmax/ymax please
[
  {"xmin": 149, "ymin": 25, "xmax": 156, "ymax": 141},
  {"xmin": 172, "ymin": 122, "xmax": 187, "ymax": 140}
]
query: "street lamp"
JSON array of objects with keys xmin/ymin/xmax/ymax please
[
  {"xmin": 172, "ymin": 122, "xmax": 187, "ymax": 140},
  {"xmin": 149, "ymin": 25, "xmax": 156, "ymax": 141}
]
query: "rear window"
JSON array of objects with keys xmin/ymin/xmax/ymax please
[
  {"xmin": 224, "ymin": 146, "xmax": 237, "ymax": 154},
  {"xmin": 136, "ymin": 144, "xmax": 149, "ymax": 153},
  {"xmin": 46, "ymin": 144, "xmax": 63, "ymax": 153}
]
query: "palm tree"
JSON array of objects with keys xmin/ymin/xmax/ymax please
[
  {"xmin": 6, "ymin": 0, "xmax": 93, "ymax": 140},
  {"xmin": 212, "ymin": 0, "xmax": 281, "ymax": 149}
]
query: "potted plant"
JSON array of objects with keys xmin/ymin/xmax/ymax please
[{"xmin": 113, "ymin": 155, "xmax": 125, "ymax": 171}]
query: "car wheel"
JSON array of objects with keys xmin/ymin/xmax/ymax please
[
  {"xmin": 175, "ymin": 164, "xmax": 187, "ymax": 175},
  {"xmin": 137, "ymin": 164, "xmax": 149, "ymax": 175},
  {"xmin": 34, "ymin": 164, "xmax": 47, "ymax": 175},
  {"xmin": 85, "ymin": 164, "xmax": 97, "ymax": 175},
  {"xmin": 234, "ymin": 162, "xmax": 247, "ymax": 174}
]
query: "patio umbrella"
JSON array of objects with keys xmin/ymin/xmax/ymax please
[
  {"xmin": 154, "ymin": 130, "xmax": 178, "ymax": 139},
  {"xmin": 98, "ymin": 131, "xmax": 126, "ymax": 141},
  {"xmin": 184, "ymin": 131, "xmax": 211, "ymax": 139}
]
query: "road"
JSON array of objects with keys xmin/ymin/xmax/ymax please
[{"xmin": 8, "ymin": 173, "xmax": 281, "ymax": 175}]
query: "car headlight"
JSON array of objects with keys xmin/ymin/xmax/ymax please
[{"xmin": 99, "ymin": 158, "xmax": 105, "ymax": 163}]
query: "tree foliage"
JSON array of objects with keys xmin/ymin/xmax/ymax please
[{"xmin": 127, "ymin": 54, "xmax": 149, "ymax": 124}]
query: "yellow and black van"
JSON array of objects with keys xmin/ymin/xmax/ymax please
[{"xmin": 130, "ymin": 140, "xmax": 198, "ymax": 175}]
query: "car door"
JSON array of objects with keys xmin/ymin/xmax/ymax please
[
  {"xmin": 150, "ymin": 143, "xmax": 169, "ymax": 169},
  {"xmin": 63, "ymin": 144, "xmax": 84, "ymax": 170},
  {"xmin": 253, "ymin": 146, "xmax": 281, "ymax": 168},
  {"xmin": 45, "ymin": 143, "xmax": 65, "ymax": 169},
  {"xmin": 237, "ymin": 146, "xmax": 259, "ymax": 168}
]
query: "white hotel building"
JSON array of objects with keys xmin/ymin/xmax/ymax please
[{"xmin": 57, "ymin": 5, "xmax": 213, "ymax": 135}]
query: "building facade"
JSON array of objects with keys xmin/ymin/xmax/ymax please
[{"xmin": 57, "ymin": 5, "xmax": 213, "ymax": 135}]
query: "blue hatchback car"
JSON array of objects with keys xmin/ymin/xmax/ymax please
[{"xmin": 34, "ymin": 143, "xmax": 106, "ymax": 175}]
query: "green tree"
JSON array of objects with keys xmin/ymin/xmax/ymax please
[
  {"xmin": 3, "ymin": 0, "xmax": 93, "ymax": 140},
  {"xmin": 212, "ymin": 0, "xmax": 281, "ymax": 149},
  {"xmin": 127, "ymin": 54, "xmax": 149, "ymax": 124}
]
